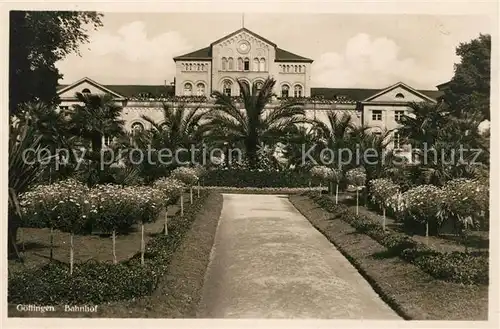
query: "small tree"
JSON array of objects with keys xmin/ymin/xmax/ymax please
[
  {"xmin": 153, "ymin": 177, "xmax": 185, "ymax": 234},
  {"xmin": 346, "ymin": 167, "xmax": 366, "ymax": 215},
  {"xmin": 368, "ymin": 178, "xmax": 400, "ymax": 230},
  {"xmin": 171, "ymin": 166, "xmax": 198, "ymax": 205}
]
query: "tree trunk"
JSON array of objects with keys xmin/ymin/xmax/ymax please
[
  {"xmin": 164, "ymin": 209, "xmax": 168, "ymax": 235},
  {"xmin": 180, "ymin": 194, "xmax": 184, "ymax": 216},
  {"xmin": 190, "ymin": 187, "xmax": 193, "ymax": 204},
  {"xmin": 329, "ymin": 181, "xmax": 333, "ymax": 196},
  {"xmin": 197, "ymin": 180, "xmax": 200, "ymax": 198},
  {"xmin": 425, "ymin": 222, "xmax": 429, "ymax": 245},
  {"xmin": 70, "ymin": 233, "xmax": 74, "ymax": 275},
  {"xmin": 382, "ymin": 207, "xmax": 386, "ymax": 231},
  {"xmin": 356, "ymin": 189, "xmax": 359, "ymax": 215},
  {"xmin": 112, "ymin": 230, "xmax": 117, "ymax": 264},
  {"xmin": 335, "ymin": 184, "xmax": 339, "ymax": 205},
  {"xmin": 140, "ymin": 222, "xmax": 145, "ymax": 266},
  {"xmin": 319, "ymin": 182, "xmax": 322, "ymax": 197}
]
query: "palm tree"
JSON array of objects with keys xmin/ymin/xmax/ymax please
[
  {"xmin": 204, "ymin": 77, "xmax": 306, "ymax": 169},
  {"xmin": 67, "ymin": 92, "xmax": 125, "ymax": 154},
  {"xmin": 8, "ymin": 118, "xmax": 49, "ymax": 259},
  {"xmin": 281, "ymin": 125, "xmax": 319, "ymax": 171}
]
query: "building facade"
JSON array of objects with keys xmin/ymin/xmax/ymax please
[{"xmin": 57, "ymin": 27, "xmax": 444, "ymax": 157}]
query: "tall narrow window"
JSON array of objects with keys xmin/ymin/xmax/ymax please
[
  {"xmin": 294, "ymin": 65, "xmax": 298, "ymax": 73},
  {"xmin": 223, "ymin": 80, "xmax": 232, "ymax": 96},
  {"xmin": 237, "ymin": 58, "xmax": 243, "ymax": 71},
  {"xmin": 372, "ymin": 110, "xmax": 382, "ymax": 121},
  {"xmin": 294, "ymin": 85, "xmax": 303, "ymax": 97},
  {"xmin": 259, "ymin": 58, "xmax": 266, "ymax": 71},
  {"xmin": 221, "ymin": 57, "xmax": 227, "ymax": 71},
  {"xmin": 253, "ymin": 58, "xmax": 259, "ymax": 71},
  {"xmin": 244, "ymin": 58, "xmax": 250, "ymax": 71},
  {"xmin": 394, "ymin": 131, "xmax": 401, "ymax": 149},
  {"xmin": 196, "ymin": 83, "xmax": 205, "ymax": 96},
  {"xmin": 395, "ymin": 110, "xmax": 405, "ymax": 122},
  {"xmin": 281, "ymin": 85, "xmax": 290, "ymax": 98},
  {"xmin": 184, "ymin": 82, "xmax": 193, "ymax": 96},
  {"xmin": 228, "ymin": 58, "xmax": 234, "ymax": 70}
]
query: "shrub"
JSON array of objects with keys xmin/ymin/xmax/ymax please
[
  {"xmin": 203, "ymin": 169, "xmax": 315, "ymax": 188},
  {"xmin": 400, "ymin": 185, "xmax": 444, "ymax": 234},
  {"xmin": 308, "ymin": 193, "xmax": 488, "ymax": 285},
  {"xmin": 439, "ymin": 179, "xmax": 489, "ymax": 229},
  {"xmin": 345, "ymin": 167, "xmax": 366, "ymax": 188},
  {"xmin": 171, "ymin": 166, "xmax": 198, "ymax": 186},
  {"xmin": 153, "ymin": 177, "xmax": 185, "ymax": 205},
  {"xmin": 369, "ymin": 178, "xmax": 400, "ymax": 210}
]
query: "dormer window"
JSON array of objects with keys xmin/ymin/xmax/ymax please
[{"xmin": 395, "ymin": 93, "xmax": 405, "ymax": 99}]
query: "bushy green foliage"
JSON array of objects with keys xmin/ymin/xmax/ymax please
[
  {"xmin": 345, "ymin": 167, "xmax": 366, "ymax": 188},
  {"xmin": 369, "ymin": 178, "xmax": 400, "ymax": 209},
  {"xmin": 203, "ymin": 169, "xmax": 317, "ymax": 188},
  {"xmin": 153, "ymin": 177, "xmax": 185, "ymax": 205},
  {"xmin": 171, "ymin": 166, "xmax": 199, "ymax": 186},
  {"xmin": 8, "ymin": 191, "xmax": 212, "ymax": 304},
  {"xmin": 400, "ymin": 185, "xmax": 444, "ymax": 225},
  {"xmin": 308, "ymin": 194, "xmax": 488, "ymax": 285}
]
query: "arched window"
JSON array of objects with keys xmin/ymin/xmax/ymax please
[
  {"xmin": 395, "ymin": 93, "xmax": 405, "ymax": 99},
  {"xmin": 259, "ymin": 58, "xmax": 266, "ymax": 71},
  {"xmin": 294, "ymin": 65, "xmax": 298, "ymax": 73},
  {"xmin": 228, "ymin": 58, "xmax": 234, "ymax": 70},
  {"xmin": 286, "ymin": 65, "xmax": 290, "ymax": 73},
  {"xmin": 237, "ymin": 58, "xmax": 243, "ymax": 71},
  {"xmin": 281, "ymin": 85, "xmax": 290, "ymax": 98},
  {"xmin": 298, "ymin": 66, "xmax": 302, "ymax": 73},
  {"xmin": 223, "ymin": 80, "xmax": 232, "ymax": 96},
  {"xmin": 253, "ymin": 58, "xmax": 259, "ymax": 71},
  {"xmin": 131, "ymin": 122, "xmax": 144, "ymax": 134},
  {"xmin": 184, "ymin": 82, "xmax": 193, "ymax": 96},
  {"xmin": 82, "ymin": 88, "xmax": 91, "ymax": 94},
  {"xmin": 197, "ymin": 63, "xmax": 201, "ymax": 71},
  {"xmin": 196, "ymin": 83, "xmax": 205, "ymax": 96},
  {"xmin": 244, "ymin": 58, "xmax": 250, "ymax": 71},
  {"xmin": 255, "ymin": 81, "xmax": 263, "ymax": 92},
  {"xmin": 221, "ymin": 57, "xmax": 227, "ymax": 71},
  {"xmin": 294, "ymin": 85, "xmax": 303, "ymax": 98}
]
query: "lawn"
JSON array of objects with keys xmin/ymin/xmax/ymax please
[{"xmin": 290, "ymin": 194, "xmax": 489, "ymax": 320}]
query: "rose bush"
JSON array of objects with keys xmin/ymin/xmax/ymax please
[
  {"xmin": 369, "ymin": 178, "xmax": 400, "ymax": 209},
  {"xmin": 153, "ymin": 177, "xmax": 185, "ymax": 205},
  {"xmin": 345, "ymin": 167, "xmax": 366, "ymax": 188},
  {"xmin": 171, "ymin": 166, "xmax": 199, "ymax": 186}
]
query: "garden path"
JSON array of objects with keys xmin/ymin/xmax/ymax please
[{"xmin": 197, "ymin": 194, "xmax": 401, "ymax": 319}]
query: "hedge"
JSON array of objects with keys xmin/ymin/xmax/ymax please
[
  {"xmin": 304, "ymin": 192, "xmax": 488, "ymax": 285},
  {"xmin": 203, "ymin": 169, "xmax": 320, "ymax": 188}
]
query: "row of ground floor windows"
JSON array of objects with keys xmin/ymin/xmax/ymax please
[{"xmin": 183, "ymin": 81, "xmax": 303, "ymax": 97}]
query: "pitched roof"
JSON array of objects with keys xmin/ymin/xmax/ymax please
[
  {"xmin": 210, "ymin": 27, "xmax": 277, "ymax": 47},
  {"xmin": 311, "ymin": 87, "xmax": 443, "ymax": 101},
  {"xmin": 362, "ymin": 81, "xmax": 438, "ymax": 103},
  {"xmin": 275, "ymin": 48, "xmax": 313, "ymax": 63},
  {"xmin": 56, "ymin": 77, "xmax": 127, "ymax": 100},
  {"xmin": 174, "ymin": 28, "xmax": 312, "ymax": 62},
  {"xmin": 173, "ymin": 46, "xmax": 212, "ymax": 61}
]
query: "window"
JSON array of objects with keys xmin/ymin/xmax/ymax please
[
  {"xmin": 184, "ymin": 83, "xmax": 193, "ymax": 96},
  {"xmin": 223, "ymin": 80, "xmax": 232, "ymax": 96},
  {"xmin": 253, "ymin": 58, "xmax": 259, "ymax": 71},
  {"xmin": 394, "ymin": 131, "xmax": 401, "ymax": 149},
  {"xmin": 395, "ymin": 93, "xmax": 405, "ymax": 99},
  {"xmin": 228, "ymin": 58, "xmax": 234, "ymax": 70},
  {"xmin": 294, "ymin": 65, "xmax": 298, "ymax": 73},
  {"xmin": 259, "ymin": 58, "xmax": 266, "ymax": 71},
  {"xmin": 372, "ymin": 110, "xmax": 382, "ymax": 121},
  {"xmin": 131, "ymin": 122, "xmax": 144, "ymax": 134},
  {"xmin": 244, "ymin": 58, "xmax": 250, "ymax": 71},
  {"xmin": 395, "ymin": 110, "xmax": 405, "ymax": 122},
  {"xmin": 255, "ymin": 81, "xmax": 263, "ymax": 92},
  {"xmin": 59, "ymin": 105, "xmax": 69, "ymax": 111},
  {"xmin": 237, "ymin": 58, "xmax": 243, "ymax": 71},
  {"xmin": 82, "ymin": 88, "xmax": 91, "ymax": 94},
  {"xmin": 196, "ymin": 83, "xmax": 205, "ymax": 96},
  {"xmin": 281, "ymin": 85, "xmax": 290, "ymax": 98},
  {"xmin": 294, "ymin": 85, "xmax": 303, "ymax": 98},
  {"xmin": 221, "ymin": 57, "xmax": 227, "ymax": 71}
]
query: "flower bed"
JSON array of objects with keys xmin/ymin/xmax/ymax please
[
  {"xmin": 303, "ymin": 192, "xmax": 488, "ymax": 285},
  {"xmin": 8, "ymin": 191, "xmax": 211, "ymax": 305},
  {"xmin": 199, "ymin": 186, "xmax": 324, "ymax": 194}
]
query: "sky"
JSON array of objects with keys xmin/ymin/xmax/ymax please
[{"xmin": 55, "ymin": 13, "xmax": 493, "ymax": 90}]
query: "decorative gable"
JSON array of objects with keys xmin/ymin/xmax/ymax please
[
  {"xmin": 363, "ymin": 82, "xmax": 437, "ymax": 103},
  {"xmin": 57, "ymin": 77, "xmax": 127, "ymax": 100},
  {"xmin": 211, "ymin": 28, "xmax": 276, "ymax": 50}
]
